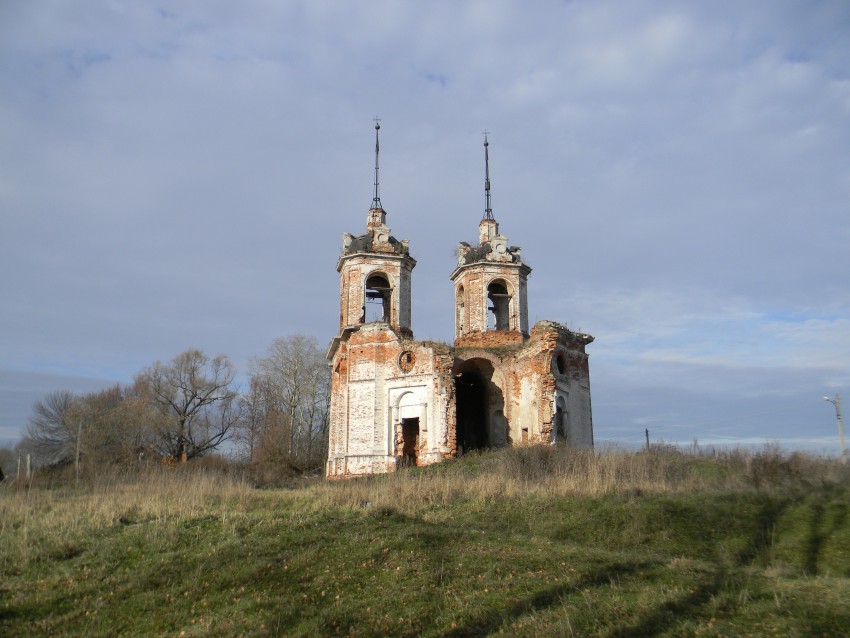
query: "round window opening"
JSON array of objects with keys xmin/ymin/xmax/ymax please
[{"xmin": 399, "ymin": 350, "xmax": 416, "ymax": 373}]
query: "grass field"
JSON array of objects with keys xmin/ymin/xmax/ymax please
[{"xmin": 2, "ymin": 446, "xmax": 849, "ymax": 637}]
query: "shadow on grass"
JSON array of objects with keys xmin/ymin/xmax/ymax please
[
  {"xmin": 803, "ymin": 491, "xmax": 847, "ymax": 576},
  {"xmin": 437, "ymin": 562, "xmax": 649, "ymax": 638},
  {"xmin": 613, "ymin": 495, "xmax": 836, "ymax": 637},
  {"xmin": 433, "ymin": 496, "xmax": 794, "ymax": 637},
  {"xmin": 735, "ymin": 498, "xmax": 788, "ymax": 567},
  {"xmin": 804, "ymin": 501, "xmax": 827, "ymax": 576},
  {"xmin": 607, "ymin": 572, "xmax": 726, "ymax": 638}
]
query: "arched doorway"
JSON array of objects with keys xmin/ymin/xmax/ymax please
[
  {"xmin": 454, "ymin": 358, "xmax": 505, "ymax": 454},
  {"xmin": 400, "ymin": 418, "xmax": 419, "ymax": 467},
  {"xmin": 396, "ymin": 391, "xmax": 423, "ymax": 467}
]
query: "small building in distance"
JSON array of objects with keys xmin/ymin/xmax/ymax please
[{"xmin": 326, "ymin": 126, "xmax": 593, "ymax": 478}]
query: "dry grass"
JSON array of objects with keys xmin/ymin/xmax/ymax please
[
  {"xmin": 0, "ymin": 465, "xmax": 259, "ymax": 574},
  {"xmin": 3, "ymin": 445, "xmax": 846, "ymax": 574},
  {"xmin": 311, "ymin": 445, "xmax": 850, "ymax": 514}
]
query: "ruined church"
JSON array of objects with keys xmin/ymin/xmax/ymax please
[{"xmin": 326, "ymin": 124, "xmax": 594, "ymax": 478}]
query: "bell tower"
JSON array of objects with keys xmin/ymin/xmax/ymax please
[
  {"xmin": 450, "ymin": 134, "xmax": 531, "ymax": 345},
  {"xmin": 336, "ymin": 120, "xmax": 416, "ymax": 336}
]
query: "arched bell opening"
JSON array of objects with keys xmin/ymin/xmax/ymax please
[
  {"xmin": 487, "ymin": 279, "xmax": 511, "ymax": 331},
  {"xmin": 456, "ymin": 285, "xmax": 466, "ymax": 336},
  {"xmin": 364, "ymin": 272, "xmax": 391, "ymax": 323}
]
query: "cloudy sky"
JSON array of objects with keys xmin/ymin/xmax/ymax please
[{"xmin": 1, "ymin": 1, "xmax": 848, "ymax": 453}]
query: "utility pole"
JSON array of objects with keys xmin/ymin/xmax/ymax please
[
  {"xmin": 645, "ymin": 428, "xmax": 650, "ymax": 450},
  {"xmin": 823, "ymin": 394, "xmax": 846, "ymax": 462}
]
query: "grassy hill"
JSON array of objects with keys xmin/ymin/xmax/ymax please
[{"xmin": 2, "ymin": 446, "xmax": 850, "ymax": 637}]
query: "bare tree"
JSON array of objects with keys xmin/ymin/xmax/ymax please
[
  {"xmin": 19, "ymin": 384, "xmax": 156, "ymax": 473},
  {"xmin": 136, "ymin": 349, "xmax": 239, "ymax": 461},
  {"xmin": 300, "ymin": 356, "xmax": 331, "ymax": 465},
  {"xmin": 19, "ymin": 390, "xmax": 81, "ymax": 466},
  {"xmin": 79, "ymin": 384, "xmax": 150, "ymax": 464},
  {"xmin": 236, "ymin": 376, "xmax": 282, "ymax": 462},
  {"xmin": 246, "ymin": 335, "xmax": 330, "ymax": 469}
]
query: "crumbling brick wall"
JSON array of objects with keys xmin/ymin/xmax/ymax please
[
  {"xmin": 328, "ymin": 319, "xmax": 594, "ymax": 478},
  {"xmin": 450, "ymin": 321, "xmax": 593, "ymax": 449},
  {"xmin": 327, "ymin": 324, "xmax": 461, "ymax": 478}
]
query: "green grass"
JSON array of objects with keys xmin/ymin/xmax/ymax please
[{"xmin": 2, "ymin": 448, "xmax": 850, "ymax": 637}]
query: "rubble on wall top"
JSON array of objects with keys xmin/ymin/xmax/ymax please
[
  {"xmin": 342, "ymin": 230, "xmax": 410, "ymax": 257},
  {"xmin": 533, "ymin": 320, "xmax": 594, "ymax": 345},
  {"xmin": 457, "ymin": 240, "xmax": 522, "ymax": 266},
  {"xmin": 459, "ymin": 243, "xmax": 493, "ymax": 264}
]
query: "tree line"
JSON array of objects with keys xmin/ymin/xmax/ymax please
[{"xmin": 2, "ymin": 335, "xmax": 330, "ymax": 481}]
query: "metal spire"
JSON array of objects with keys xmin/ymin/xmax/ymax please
[
  {"xmin": 372, "ymin": 117, "xmax": 382, "ymax": 210},
  {"xmin": 483, "ymin": 130, "xmax": 494, "ymax": 221}
]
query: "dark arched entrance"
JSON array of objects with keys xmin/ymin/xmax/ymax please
[{"xmin": 454, "ymin": 358, "xmax": 505, "ymax": 454}]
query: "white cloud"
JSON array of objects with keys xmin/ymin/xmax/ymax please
[{"xmin": 1, "ymin": 0, "xmax": 849, "ymax": 448}]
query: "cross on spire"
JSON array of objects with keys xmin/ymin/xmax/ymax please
[
  {"xmin": 483, "ymin": 130, "xmax": 494, "ymax": 221},
  {"xmin": 372, "ymin": 117, "xmax": 382, "ymax": 210}
]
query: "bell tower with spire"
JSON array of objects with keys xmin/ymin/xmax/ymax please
[
  {"xmin": 327, "ymin": 121, "xmax": 452, "ymax": 479},
  {"xmin": 336, "ymin": 119, "xmax": 416, "ymax": 335},
  {"xmin": 450, "ymin": 134, "xmax": 531, "ymax": 345}
]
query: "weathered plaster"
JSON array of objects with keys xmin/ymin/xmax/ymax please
[{"xmin": 327, "ymin": 204, "xmax": 594, "ymax": 479}]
